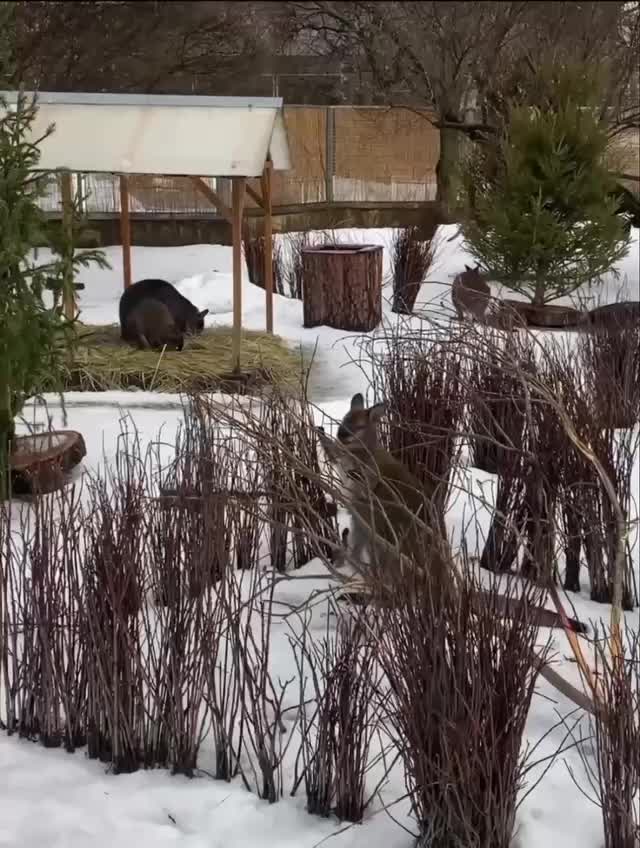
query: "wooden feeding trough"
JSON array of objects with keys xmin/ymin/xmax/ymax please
[
  {"xmin": 10, "ymin": 431, "xmax": 86, "ymax": 495},
  {"xmin": 302, "ymin": 243, "xmax": 383, "ymax": 332}
]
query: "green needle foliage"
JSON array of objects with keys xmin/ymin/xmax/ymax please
[
  {"xmin": 461, "ymin": 65, "xmax": 630, "ymax": 306},
  {"xmin": 0, "ymin": 91, "xmax": 109, "ymax": 497}
]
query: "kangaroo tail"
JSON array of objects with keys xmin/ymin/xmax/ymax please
[{"xmin": 481, "ymin": 591, "xmax": 589, "ymax": 635}]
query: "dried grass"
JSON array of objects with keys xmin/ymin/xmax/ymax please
[{"xmin": 64, "ymin": 323, "xmax": 302, "ymax": 392}]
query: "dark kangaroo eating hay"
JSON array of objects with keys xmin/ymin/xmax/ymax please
[
  {"xmin": 119, "ymin": 278, "xmax": 208, "ymax": 342},
  {"xmin": 124, "ymin": 298, "xmax": 184, "ymax": 351}
]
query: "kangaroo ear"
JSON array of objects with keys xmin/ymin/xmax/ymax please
[
  {"xmin": 474, "ymin": 263, "xmax": 481, "ymax": 272},
  {"xmin": 350, "ymin": 393, "xmax": 365, "ymax": 411},
  {"xmin": 368, "ymin": 403, "xmax": 385, "ymax": 424},
  {"xmin": 199, "ymin": 309, "xmax": 209, "ymax": 318},
  {"xmin": 464, "ymin": 264, "xmax": 472, "ymax": 272}
]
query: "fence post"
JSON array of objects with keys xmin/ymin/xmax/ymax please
[{"xmin": 325, "ymin": 107, "xmax": 335, "ymax": 203}]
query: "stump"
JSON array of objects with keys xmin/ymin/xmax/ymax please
[
  {"xmin": 10, "ymin": 430, "xmax": 87, "ymax": 495},
  {"xmin": 302, "ymin": 244, "xmax": 382, "ymax": 331}
]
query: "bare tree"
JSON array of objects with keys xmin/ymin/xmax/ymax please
[
  {"xmin": 288, "ymin": 1, "xmax": 639, "ymax": 218},
  {"xmin": 11, "ymin": 1, "xmax": 280, "ymax": 95}
]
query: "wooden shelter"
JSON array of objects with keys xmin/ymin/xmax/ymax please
[{"xmin": 1, "ymin": 91, "xmax": 292, "ymax": 371}]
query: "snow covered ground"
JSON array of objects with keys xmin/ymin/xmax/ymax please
[{"xmin": 2, "ymin": 227, "xmax": 638, "ymax": 848}]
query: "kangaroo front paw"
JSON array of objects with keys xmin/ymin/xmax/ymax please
[{"xmin": 331, "ymin": 545, "xmax": 347, "ymax": 567}]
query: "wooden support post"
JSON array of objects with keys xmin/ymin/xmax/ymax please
[
  {"xmin": 60, "ymin": 171, "xmax": 76, "ymax": 320},
  {"xmin": 119, "ymin": 175, "xmax": 132, "ymax": 289},
  {"xmin": 261, "ymin": 160, "xmax": 274, "ymax": 334},
  {"xmin": 231, "ymin": 177, "xmax": 247, "ymax": 373}
]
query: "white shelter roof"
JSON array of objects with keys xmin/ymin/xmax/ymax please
[{"xmin": 0, "ymin": 91, "xmax": 292, "ymax": 177}]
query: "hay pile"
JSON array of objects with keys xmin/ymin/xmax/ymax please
[{"xmin": 64, "ymin": 323, "xmax": 304, "ymax": 393}]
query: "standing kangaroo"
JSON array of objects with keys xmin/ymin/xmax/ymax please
[
  {"xmin": 318, "ymin": 393, "xmax": 448, "ymax": 585},
  {"xmin": 318, "ymin": 393, "xmax": 595, "ymax": 715},
  {"xmin": 319, "ymin": 393, "xmax": 588, "ymax": 635},
  {"xmin": 452, "ymin": 264, "xmax": 491, "ymax": 322}
]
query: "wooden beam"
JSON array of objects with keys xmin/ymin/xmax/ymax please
[
  {"xmin": 59, "ymin": 172, "xmax": 76, "ymax": 320},
  {"xmin": 231, "ymin": 177, "xmax": 247, "ymax": 373},
  {"xmin": 189, "ymin": 176, "xmax": 233, "ymax": 224},
  {"xmin": 261, "ymin": 160, "xmax": 274, "ymax": 334},
  {"xmin": 245, "ymin": 183, "xmax": 265, "ymax": 209},
  {"xmin": 119, "ymin": 175, "xmax": 132, "ymax": 289}
]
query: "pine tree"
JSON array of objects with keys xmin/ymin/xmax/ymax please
[
  {"xmin": 461, "ymin": 66, "xmax": 630, "ymax": 306},
  {"xmin": 0, "ymin": 92, "xmax": 108, "ymax": 496}
]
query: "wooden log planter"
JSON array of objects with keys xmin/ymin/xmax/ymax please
[
  {"xmin": 10, "ymin": 431, "xmax": 87, "ymax": 495},
  {"xmin": 302, "ymin": 243, "xmax": 382, "ymax": 332},
  {"xmin": 498, "ymin": 299, "xmax": 585, "ymax": 329}
]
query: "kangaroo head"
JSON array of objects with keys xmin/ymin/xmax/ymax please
[
  {"xmin": 337, "ymin": 393, "xmax": 385, "ymax": 452},
  {"xmin": 188, "ymin": 309, "xmax": 209, "ymax": 335},
  {"xmin": 462, "ymin": 262, "xmax": 484, "ymax": 280}
]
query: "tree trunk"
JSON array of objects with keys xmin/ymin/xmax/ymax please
[
  {"xmin": 302, "ymin": 244, "xmax": 382, "ymax": 331},
  {"xmin": 0, "ymin": 413, "xmax": 13, "ymax": 500},
  {"xmin": 435, "ymin": 126, "xmax": 462, "ymax": 222},
  {"xmin": 532, "ymin": 275, "xmax": 546, "ymax": 307}
]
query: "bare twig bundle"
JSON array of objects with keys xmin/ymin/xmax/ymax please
[
  {"xmin": 243, "ymin": 228, "xmax": 286, "ymax": 295},
  {"xmin": 83, "ymin": 464, "xmax": 146, "ymax": 773},
  {"xmin": 579, "ymin": 320, "xmax": 640, "ymax": 431},
  {"xmin": 2, "ymin": 503, "xmax": 47, "ymax": 740},
  {"xmin": 540, "ymin": 337, "xmax": 639, "ymax": 609},
  {"xmin": 569, "ymin": 625, "xmax": 640, "ymax": 848},
  {"xmin": 196, "ymin": 388, "xmax": 339, "ymax": 573},
  {"xmin": 264, "ymin": 389, "xmax": 337, "ymax": 568},
  {"xmin": 463, "ymin": 331, "xmax": 534, "ymax": 575},
  {"xmin": 371, "ymin": 547, "xmax": 551, "ymax": 848},
  {"xmin": 223, "ymin": 565, "xmax": 293, "ymax": 802},
  {"xmin": 289, "ymin": 602, "xmax": 383, "ymax": 822},
  {"xmin": 368, "ymin": 325, "xmax": 466, "ymax": 520},
  {"xmin": 283, "ymin": 231, "xmax": 309, "ymax": 300},
  {"xmin": 1, "ymin": 487, "xmax": 87, "ymax": 748},
  {"xmin": 466, "ymin": 333, "xmax": 528, "ymax": 477},
  {"xmin": 144, "ymin": 495, "xmax": 220, "ymax": 775},
  {"xmin": 27, "ymin": 485, "xmax": 88, "ymax": 749},
  {"xmin": 390, "ymin": 226, "xmax": 440, "ymax": 315},
  {"xmin": 205, "ymin": 566, "xmax": 245, "ymax": 782}
]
